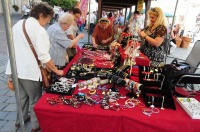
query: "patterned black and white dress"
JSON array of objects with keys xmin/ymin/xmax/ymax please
[{"xmin": 140, "ymin": 25, "xmax": 167, "ymax": 67}]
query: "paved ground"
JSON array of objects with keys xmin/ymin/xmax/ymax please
[{"xmin": 0, "ymin": 14, "xmax": 199, "ymax": 132}]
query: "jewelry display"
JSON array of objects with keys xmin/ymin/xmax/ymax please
[
  {"xmin": 150, "ymin": 96, "xmax": 155, "ymax": 108},
  {"xmin": 79, "ymin": 71, "xmax": 94, "ymax": 76},
  {"xmin": 161, "ymin": 96, "xmax": 165, "ymax": 110},
  {"xmin": 77, "ymin": 77, "xmax": 101, "ymax": 91},
  {"xmin": 45, "ymin": 77, "xmax": 76, "ymax": 95},
  {"xmin": 82, "ymin": 43, "xmax": 93, "ymax": 49},
  {"xmin": 101, "ymin": 96, "xmax": 110, "ymax": 110},
  {"xmin": 83, "ymin": 50, "xmax": 111, "ymax": 61},
  {"xmin": 125, "ymin": 78, "xmax": 142, "ymax": 98},
  {"xmin": 142, "ymin": 107, "xmax": 160, "ymax": 116},
  {"xmin": 148, "ymin": 96, "xmax": 151, "ymax": 104},
  {"xmin": 97, "ymin": 45, "xmax": 110, "ymax": 50},
  {"xmin": 67, "ymin": 59, "xmax": 96, "ymax": 79},
  {"xmin": 177, "ymin": 97, "xmax": 200, "ymax": 119},
  {"xmin": 139, "ymin": 65, "xmax": 176, "ymax": 109},
  {"xmin": 124, "ymin": 98, "xmax": 145, "ymax": 109}
]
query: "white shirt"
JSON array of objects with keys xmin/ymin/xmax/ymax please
[
  {"xmin": 6, "ymin": 17, "xmax": 51, "ymax": 81},
  {"xmin": 90, "ymin": 13, "xmax": 96, "ymax": 24}
]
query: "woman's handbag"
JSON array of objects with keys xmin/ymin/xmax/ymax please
[
  {"xmin": 66, "ymin": 47, "xmax": 76, "ymax": 61},
  {"xmin": 22, "ymin": 20, "xmax": 51, "ymax": 88},
  {"xmin": 7, "ymin": 79, "xmax": 14, "ymax": 91}
]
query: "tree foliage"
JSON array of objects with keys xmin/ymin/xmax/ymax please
[{"xmin": 42, "ymin": 0, "xmax": 78, "ymax": 10}]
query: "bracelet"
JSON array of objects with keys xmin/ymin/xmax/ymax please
[{"xmin": 144, "ymin": 35, "xmax": 147, "ymax": 39}]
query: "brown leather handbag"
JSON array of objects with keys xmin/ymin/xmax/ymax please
[
  {"xmin": 22, "ymin": 20, "xmax": 51, "ymax": 88},
  {"xmin": 7, "ymin": 79, "xmax": 14, "ymax": 91}
]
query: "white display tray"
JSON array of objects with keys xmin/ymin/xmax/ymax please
[{"xmin": 177, "ymin": 97, "xmax": 200, "ymax": 119}]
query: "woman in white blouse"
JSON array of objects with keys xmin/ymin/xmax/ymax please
[{"xmin": 6, "ymin": 3, "xmax": 63, "ymax": 131}]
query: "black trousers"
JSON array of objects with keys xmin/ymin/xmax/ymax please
[{"xmin": 89, "ymin": 23, "xmax": 95, "ymax": 34}]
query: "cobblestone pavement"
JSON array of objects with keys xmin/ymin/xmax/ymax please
[{"xmin": 0, "ymin": 14, "xmax": 199, "ymax": 132}]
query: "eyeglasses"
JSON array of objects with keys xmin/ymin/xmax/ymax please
[
  {"xmin": 61, "ymin": 22, "xmax": 71, "ymax": 27},
  {"xmin": 151, "ymin": 8, "xmax": 158, "ymax": 13},
  {"xmin": 61, "ymin": 23, "xmax": 68, "ymax": 25}
]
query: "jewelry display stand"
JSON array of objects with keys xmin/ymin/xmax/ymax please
[
  {"xmin": 126, "ymin": 88, "xmax": 138, "ymax": 98},
  {"xmin": 106, "ymin": 72, "xmax": 126, "ymax": 91},
  {"xmin": 139, "ymin": 66, "xmax": 176, "ymax": 110}
]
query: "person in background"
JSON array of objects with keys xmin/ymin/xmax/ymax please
[
  {"xmin": 67, "ymin": 8, "xmax": 82, "ymax": 39},
  {"xmin": 6, "ymin": 3, "xmax": 63, "ymax": 131},
  {"xmin": 92, "ymin": 18, "xmax": 113, "ymax": 48},
  {"xmin": 129, "ymin": 11, "xmax": 144, "ymax": 36},
  {"xmin": 138, "ymin": 7, "xmax": 167, "ymax": 67},
  {"xmin": 47, "ymin": 13, "xmax": 84, "ymax": 82},
  {"xmin": 66, "ymin": 8, "xmax": 82, "ymax": 61},
  {"xmin": 117, "ymin": 12, "xmax": 125, "ymax": 26},
  {"xmin": 78, "ymin": 16, "xmax": 85, "ymax": 32},
  {"xmin": 58, "ymin": 7, "xmax": 64, "ymax": 17},
  {"xmin": 89, "ymin": 11, "xmax": 97, "ymax": 35},
  {"xmin": 170, "ymin": 24, "xmax": 181, "ymax": 44},
  {"xmin": 21, "ymin": 4, "xmax": 27, "ymax": 14},
  {"xmin": 66, "ymin": 8, "xmax": 83, "ymax": 61},
  {"xmin": 84, "ymin": 12, "xmax": 89, "ymax": 30},
  {"xmin": 113, "ymin": 13, "xmax": 119, "ymax": 38},
  {"xmin": 102, "ymin": 11, "xmax": 107, "ymax": 18},
  {"xmin": 107, "ymin": 12, "xmax": 114, "ymax": 26},
  {"xmin": 21, "ymin": 4, "xmax": 30, "ymax": 19}
]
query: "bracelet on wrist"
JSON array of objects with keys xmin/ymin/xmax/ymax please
[{"xmin": 144, "ymin": 35, "xmax": 147, "ymax": 39}]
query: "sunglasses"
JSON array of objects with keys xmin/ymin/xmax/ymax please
[
  {"xmin": 151, "ymin": 8, "xmax": 158, "ymax": 13},
  {"xmin": 100, "ymin": 20, "xmax": 109, "ymax": 23}
]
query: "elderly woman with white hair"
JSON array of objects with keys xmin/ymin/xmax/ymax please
[{"xmin": 47, "ymin": 13, "xmax": 84, "ymax": 82}]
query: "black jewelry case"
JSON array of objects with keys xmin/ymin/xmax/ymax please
[{"xmin": 139, "ymin": 66, "xmax": 176, "ymax": 110}]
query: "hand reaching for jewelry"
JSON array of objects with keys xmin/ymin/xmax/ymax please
[
  {"xmin": 56, "ymin": 70, "xmax": 64, "ymax": 76},
  {"xmin": 138, "ymin": 30, "xmax": 146, "ymax": 38},
  {"xmin": 78, "ymin": 33, "xmax": 84, "ymax": 39},
  {"xmin": 93, "ymin": 43, "xmax": 98, "ymax": 48},
  {"xmin": 101, "ymin": 39, "xmax": 108, "ymax": 44}
]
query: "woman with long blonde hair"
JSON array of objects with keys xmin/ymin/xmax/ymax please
[{"xmin": 138, "ymin": 7, "xmax": 167, "ymax": 67}]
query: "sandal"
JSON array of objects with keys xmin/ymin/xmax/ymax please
[
  {"xmin": 31, "ymin": 127, "xmax": 40, "ymax": 132},
  {"xmin": 15, "ymin": 116, "xmax": 30, "ymax": 128}
]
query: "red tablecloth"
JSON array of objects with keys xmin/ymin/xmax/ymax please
[
  {"xmin": 34, "ymin": 48, "xmax": 200, "ymax": 132},
  {"xmin": 63, "ymin": 49, "xmax": 84, "ymax": 76},
  {"xmin": 34, "ymin": 89, "xmax": 200, "ymax": 132}
]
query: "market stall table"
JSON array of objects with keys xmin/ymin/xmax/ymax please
[
  {"xmin": 34, "ymin": 90, "xmax": 200, "ymax": 132},
  {"xmin": 34, "ymin": 48, "xmax": 200, "ymax": 132}
]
